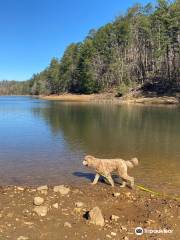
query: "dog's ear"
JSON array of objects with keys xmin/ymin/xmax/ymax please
[{"xmin": 85, "ymin": 155, "xmax": 94, "ymax": 161}]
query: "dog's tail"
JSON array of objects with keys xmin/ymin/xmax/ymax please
[{"xmin": 125, "ymin": 158, "xmax": 139, "ymax": 168}]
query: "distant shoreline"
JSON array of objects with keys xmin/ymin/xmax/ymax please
[
  {"xmin": 0, "ymin": 94, "xmax": 179, "ymax": 105},
  {"xmin": 39, "ymin": 93, "xmax": 180, "ymax": 105}
]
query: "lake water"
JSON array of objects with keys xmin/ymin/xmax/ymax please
[{"xmin": 0, "ymin": 96, "xmax": 180, "ymax": 195}]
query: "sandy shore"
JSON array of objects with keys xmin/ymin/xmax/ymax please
[
  {"xmin": 39, "ymin": 94, "xmax": 180, "ymax": 105},
  {"xmin": 0, "ymin": 184, "xmax": 179, "ymax": 240},
  {"xmin": 40, "ymin": 94, "xmax": 95, "ymax": 102}
]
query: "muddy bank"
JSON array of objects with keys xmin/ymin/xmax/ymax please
[
  {"xmin": 39, "ymin": 93, "xmax": 180, "ymax": 105},
  {"xmin": 0, "ymin": 184, "xmax": 179, "ymax": 240}
]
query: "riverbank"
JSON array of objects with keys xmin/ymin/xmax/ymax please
[
  {"xmin": 0, "ymin": 184, "xmax": 179, "ymax": 240},
  {"xmin": 39, "ymin": 93, "xmax": 180, "ymax": 105}
]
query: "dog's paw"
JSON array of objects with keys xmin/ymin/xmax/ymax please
[{"xmin": 120, "ymin": 182, "xmax": 126, "ymax": 188}]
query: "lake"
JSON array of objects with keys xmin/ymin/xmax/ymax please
[{"xmin": 0, "ymin": 96, "xmax": 180, "ymax": 195}]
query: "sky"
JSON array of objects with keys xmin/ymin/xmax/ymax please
[{"xmin": 0, "ymin": 0, "xmax": 157, "ymax": 81}]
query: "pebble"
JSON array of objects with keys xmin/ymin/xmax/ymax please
[
  {"xmin": 110, "ymin": 215, "xmax": 119, "ymax": 221},
  {"xmin": 37, "ymin": 185, "xmax": 48, "ymax": 195},
  {"xmin": 17, "ymin": 187, "xmax": 24, "ymax": 191},
  {"xmin": 121, "ymin": 226, "xmax": 127, "ymax": 231},
  {"xmin": 111, "ymin": 232, "xmax": 116, "ymax": 236},
  {"xmin": 106, "ymin": 235, "xmax": 112, "ymax": 239},
  {"xmin": 124, "ymin": 237, "xmax": 129, "ymax": 240},
  {"xmin": 33, "ymin": 206, "xmax": 48, "ymax": 217},
  {"xmin": 53, "ymin": 185, "xmax": 70, "ymax": 195},
  {"xmin": 145, "ymin": 219, "xmax": 155, "ymax": 225},
  {"xmin": 33, "ymin": 197, "xmax": 44, "ymax": 206},
  {"xmin": 52, "ymin": 203, "xmax": 59, "ymax": 209},
  {"xmin": 124, "ymin": 192, "xmax": 131, "ymax": 198},
  {"xmin": 17, "ymin": 237, "xmax": 29, "ymax": 240},
  {"xmin": 64, "ymin": 222, "xmax": 72, "ymax": 228},
  {"xmin": 37, "ymin": 185, "xmax": 48, "ymax": 191},
  {"xmin": 113, "ymin": 192, "xmax": 120, "ymax": 197},
  {"xmin": 75, "ymin": 202, "xmax": 84, "ymax": 208}
]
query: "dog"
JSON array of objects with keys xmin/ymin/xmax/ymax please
[{"xmin": 83, "ymin": 155, "xmax": 138, "ymax": 188}]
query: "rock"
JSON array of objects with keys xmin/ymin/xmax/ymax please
[
  {"xmin": 111, "ymin": 232, "xmax": 116, "ymax": 236},
  {"xmin": 121, "ymin": 226, "xmax": 127, "ymax": 231},
  {"xmin": 33, "ymin": 197, "xmax": 44, "ymax": 206},
  {"xmin": 53, "ymin": 185, "xmax": 70, "ymax": 195},
  {"xmin": 110, "ymin": 215, "xmax": 119, "ymax": 221},
  {"xmin": 37, "ymin": 185, "xmax": 48, "ymax": 191},
  {"xmin": 124, "ymin": 192, "xmax": 131, "ymax": 198},
  {"xmin": 74, "ymin": 207, "xmax": 82, "ymax": 214},
  {"xmin": 33, "ymin": 206, "xmax": 48, "ymax": 217},
  {"xmin": 37, "ymin": 185, "xmax": 48, "ymax": 195},
  {"xmin": 7, "ymin": 213, "xmax": 14, "ymax": 218},
  {"xmin": 17, "ymin": 187, "xmax": 24, "ymax": 191},
  {"xmin": 52, "ymin": 203, "xmax": 58, "ymax": 209},
  {"xmin": 113, "ymin": 192, "xmax": 120, "ymax": 197},
  {"xmin": 75, "ymin": 202, "xmax": 84, "ymax": 208},
  {"xmin": 124, "ymin": 237, "xmax": 129, "ymax": 240},
  {"xmin": 88, "ymin": 207, "xmax": 104, "ymax": 226},
  {"xmin": 17, "ymin": 237, "xmax": 29, "ymax": 240},
  {"xmin": 73, "ymin": 189, "xmax": 82, "ymax": 194},
  {"xmin": 64, "ymin": 222, "xmax": 72, "ymax": 228},
  {"xmin": 106, "ymin": 235, "xmax": 112, "ymax": 239},
  {"xmin": 145, "ymin": 219, "xmax": 155, "ymax": 225}
]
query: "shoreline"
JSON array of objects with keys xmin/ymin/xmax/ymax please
[
  {"xmin": 39, "ymin": 93, "xmax": 180, "ymax": 105},
  {"xmin": 0, "ymin": 94, "xmax": 179, "ymax": 105},
  {"xmin": 0, "ymin": 184, "xmax": 179, "ymax": 240}
]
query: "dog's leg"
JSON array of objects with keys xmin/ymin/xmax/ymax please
[
  {"xmin": 91, "ymin": 173, "xmax": 100, "ymax": 185},
  {"xmin": 121, "ymin": 174, "xmax": 134, "ymax": 189},
  {"xmin": 106, "ymin": 175, "xmax": 115, "ymax": 187},
  {"xmin": 120, "ymin": 181, "xmax": 126, "ymax": 188}
]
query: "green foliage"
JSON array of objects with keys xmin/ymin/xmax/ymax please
[{"xmin": 116, "ymin": 82, "xmax": 137, "ymax": 97}]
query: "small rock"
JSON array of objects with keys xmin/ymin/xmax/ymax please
[
  {"xmin": 52, "ymin": 203, "xmax": 58, "ymax": 209},
  {"xmin": 75, "ymin": 202, "xmax": 84, "ymax": 208},
  {"xmin": 121, "ymin": 226, "xmax": 127, "ymax": 231},
  {"xmin": 17, "ymin": 237, "xmax": 29, "ymax": 240},
  {"xmin": 33, "ymin": 197, "xmax": 44, "ymax": 206},
  {"xmin": 37, "ymin": 185, "xmax": 48, "ymax": 195},
  {"xmin": 106, "ymin": 235, "xmax": 111, "ymax": 239},
  {"xmin": 53, "ymin": 185, "xmax": 70, "ymax": 195},
  {"xmin": 145, "ymin": 219, "xmax": 155, "ymax": 225},
  {"xmin": 113, "ymin": 192, "xmax": 120, "ymax": 197},
  {"xmin": 111, "ymin": 232, "xmax": 117, "ymax": 237},
  {"xmin": 17, "ymin": 187, "xmax": 24, "ymax": 191},
  {"xmin": 124, "ymin": 237, "xmax": 129, "ymax": 240},
  {"xmin": 124, "ymin": 192, "xmax": 131, "ymax": 198},
  {"xmin": 73, "ymin": 189, "xmax": 82, "ymax": 194},
  {"xmin": 33, "ymin": 206, "xmax": 48, "ymax": 217},
  {"xmin": 110, "ymin": 215, "xmax": 119, "ymax": 221},
  {"xmin": 37, "ymin": 185, "xmax": 48, "ymax": 191},
  {"xmin": 88, "ymin": 207, "xmax": 104, "ymax": 226},
  {"xmin": 64, "ymin": 222, "xmax": 72, "ymax": 228},
  {"xmin": 7, "ymin": 213, "xmax": 14, "ymax": 218},
  {"xmin": 111, "ymin": 232, "xmax": 116, "ymax": 236}
]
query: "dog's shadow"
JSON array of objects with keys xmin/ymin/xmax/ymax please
[{"xmin": 73, "ymin": 171, "xmax": 121, "ymax": 185}]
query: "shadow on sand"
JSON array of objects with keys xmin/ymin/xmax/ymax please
[{"xmin": 73, "ymin": 171, "xmax": 121, "ymax": 185}]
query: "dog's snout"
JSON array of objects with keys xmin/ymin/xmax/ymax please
[{"xmin": 83, "ymin": 160, "xmax": 88, "ymax": 166}]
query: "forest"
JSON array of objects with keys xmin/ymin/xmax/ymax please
[{"xmin": 0, "ymin": 0, "xmax": 179, "ymax": 96}]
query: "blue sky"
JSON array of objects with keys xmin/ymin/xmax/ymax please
[{"xmin": 0, "ymin": 0, "xmax": 156, "ymax": 81}]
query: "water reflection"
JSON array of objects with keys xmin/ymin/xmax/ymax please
[{"xmin": 31, "ymin": 101, "xmax": 180, "ymax": 193}]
